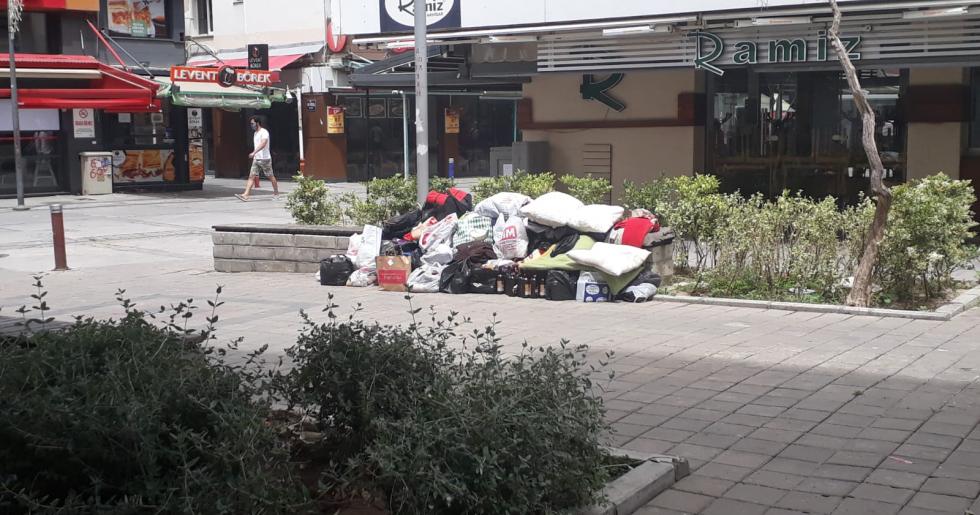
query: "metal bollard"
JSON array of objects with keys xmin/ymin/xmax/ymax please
[{"xmin": 50, "ymin": 204, "xmax": 68, "ymax": 271}]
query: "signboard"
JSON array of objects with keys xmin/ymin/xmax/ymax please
[
  {"xmin": 72, "ymin": 108, "xmax": 95, "ymax": 138},
  {"xmin": 380, "ymin": 0, "xmax": 460, "ymax": 33},
  {"xmin": 692, "ymin": 30, "xmax": 862, "ymax": 77},
  {"xmin": 306, "ymin": 99, "xmax": 317, "ymax": 112},
  {"xmin": 187, "ymin": 108, "xmax": 203, "ymax": 139},
  {"xmin": 111, "ymin": 149, "xmax": 175, "ymax": 183},
  {"xmin": 327, "ymin": 106, "xmax": 345, "ymax": 134},
  {"xmin": 107, "ymin": 0, "xmax": 167, "ymax": 38},
  {"xmin": 170, "ymin": 66, "xmax": 279, "ymax": 87},
  {"xmin": 247, "ymin": 44, "xmax": 269, "ymax": 71},
  {"xmin": 444, "ymin": 107, "xmax": 460, "ymax": 134}
]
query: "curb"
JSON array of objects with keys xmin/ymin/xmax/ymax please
[
  {"xmin": 575, "ymin": 449, "xmax": 688, "ymax": 515},
  {"xmin": 653, "ymin": 283, "xmax": 980, "ymax": 321}
]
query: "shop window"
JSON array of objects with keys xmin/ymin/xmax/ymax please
[
  {"xmin": 104, "ymin": 105, "xmax": 177, "ymax": 184},
  {"xmin": 194, "ymin": 0, "xmax": 213, "ymax": 35},
  {"xmin": 969, "ymin": 68, "xmax": 980, "ymax": 150},
  {"xmin": 0, "ymin": 12, "xmax": 52, "ymax": 54},
  {"xmin": 707, "ymin": 69, "xmax": 906, "ymax": 206},
  {"xmin": 107, "ymin": 0, "xmax": 172, "ymax": 39},
  {"xmin": 0, "ymin": 104, "xmax": 64, "ymax": 194}
]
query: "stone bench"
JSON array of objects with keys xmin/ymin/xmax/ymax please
[{"xmin": 212, "ymin": 224, "xmax": 358, "ymax": 273}]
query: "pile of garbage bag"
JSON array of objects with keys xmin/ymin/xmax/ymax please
[{"xmin": 318, "ymin": 186, "xmax": 674, "ymax": 303}]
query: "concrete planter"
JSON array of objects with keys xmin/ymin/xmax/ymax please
[
  {"xmin": 574, "ymin": 450, "xmax": 688, "ymax": 515},
  {"xmin": 212, "ymin": 224, "xmax": 358, "ymax": 274}
]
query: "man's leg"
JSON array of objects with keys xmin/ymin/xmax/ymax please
[
  {"xmin": 268, "ymin": 174, "xmax": 280, "ymax": 196},
  {"xmin": 238, "ymin": 161, "xmax": 257, "ymax": 200}
]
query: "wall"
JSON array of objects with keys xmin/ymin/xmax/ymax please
[
  {"xmin": 521, "ymin": 69, "xmax": 702, "ymax": 200},
  {"xmin": 342, "ymin": 0, "xmax": 864, "ymax": 35},
  {"xmin": 906, "ymin": 67, "xmax": 966, "ymax": 181},
  {"xmin": 97, "ymin": 0, "xmax": 187, "ymax": 69},
  {"xmin": 192, "ymin": 0, "xmax": 329, "ymax": 55}
]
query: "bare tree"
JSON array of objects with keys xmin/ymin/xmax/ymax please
[{"xmin": 828, "ymin": 0, "xmax": 892, "ymax": 307}]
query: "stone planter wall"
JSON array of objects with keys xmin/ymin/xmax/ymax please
[{"xmin": 212, "ymin": 224, "xmax": 357, "ymax": 274}]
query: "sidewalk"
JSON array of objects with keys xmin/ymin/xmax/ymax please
[{"xmin": 2, "ymin": 183, "xmax": 980, "ymax": 515}]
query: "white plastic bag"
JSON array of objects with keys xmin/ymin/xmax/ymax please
[
  {"xmin": 492, "ymin": 215, "xmax": 529, "ymax": 259},
  {"xmin": 346, "ymin": 225, "xmax": 383, "ymax": 269},
  {"xmin": 422, "ymin": 244, "xmax": 454, "ymax": 266},
  {"xmin": 569, "ymin": 205, "xmax": 625, "ymax": 233},
  {"xmin": 419, "ymin": 213, "xmax": 458, "ymax": 251},
  {"xmin": 520, "ymin": 192, "xmax": 584, "ymax": 228},
  {"xmin": 475, "ymin": 192, "xmax": 532, "ymax": 219},
  {"xmin": 347, "ymin": 266, "xmax": 377, "ymax": 287},
  {"xmin": 407, "ymin": 264, "xmax": 444, "ymax": 293}
]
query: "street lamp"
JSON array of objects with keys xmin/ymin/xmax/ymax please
[{"xmin": 7, "ymin": 0, "xmax": 28, "ymax": 210}]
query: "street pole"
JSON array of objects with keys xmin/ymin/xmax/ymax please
[
  {"xmin": 8, "ymin": 3, "xmax": 28, "ymax": 211},
  {"xmin": 413, "ymin": 0, "xmax": 428, "ymax": 205}
]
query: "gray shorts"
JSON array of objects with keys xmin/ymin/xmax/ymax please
[{"xmin": 249, "ymin": 159, "xmax": 273, "ymax": 178}]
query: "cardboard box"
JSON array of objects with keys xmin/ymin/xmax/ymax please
[
  {"xmin": 376, "ymin": 256, "xmax": 412, "ymax": 292},
  {"xmin": 576, "ymin": 272, "xmax": 611, "ymax": 303}
]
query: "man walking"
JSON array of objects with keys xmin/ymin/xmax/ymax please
[{"xmin": 236, "ymin": 116, "xmax": 279, "ymax": 201}]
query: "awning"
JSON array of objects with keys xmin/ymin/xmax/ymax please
[
  {"xmin": 186, "ymin": 54, "xmax": 305, "ymax": 71},
  {"xmin": 0, "ymin": 53, "xmax": 160, "ymax": 112},
  {"xmin": 186, "ymin": 43, "xmax": 324, "ymax": 70},
  {"xmin": 155, "ymin": 77, "xmax": 283, "ymax": 110}
]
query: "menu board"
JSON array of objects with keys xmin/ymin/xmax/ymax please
[
  {"xmin": 108, "ymin": 0, "xmax": 167, "ymax": 38},
  {"xmin": 112, "ymin": 149, "xmax": 175, "ymax": 183}
]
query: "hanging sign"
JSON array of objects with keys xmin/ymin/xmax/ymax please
[
  {"xmin": 581, "ymin": 73, "xmax": 626, "ymax": 112},
  {"xmin": 444, "ymin": 108, "xmax": 460, "ymax": 134},
  {"xmin": 170, "ymin": 66, "xmax": 279, "ymax": 87},
  {"xmin": 327, "ymin": 106, "xmax": 345, "ymax": 134},
  {"xmin": 380, "ymin": 0, "xmax": 460, "ymax": 33},
  {"xmin": 247, "ymin": 44, "xmax": 269, "ymax": 71},
  {"xmin": 73, "ymin": 108, "xmax": 95, "ymax": 138},
  {"xmin": 691, "ymin": 30, "xmax": 863, "ymax": 77}
]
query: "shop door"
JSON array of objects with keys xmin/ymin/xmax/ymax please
[{"xmin": 707, "ymin": 69, "xmax": 905, "ymax": 205}]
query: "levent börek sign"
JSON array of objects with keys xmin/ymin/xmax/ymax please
[{"xmin": 169, "ymin": 66, "xmax": 279, "ymax": 87}]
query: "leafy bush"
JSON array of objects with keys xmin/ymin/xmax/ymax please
[
  {"xmin": 621, "ymin": 178, "xmax": 675, "ymax": 217},
  {"xmin": 560, "ymin": 174, "xmax": 612, "ymax": 205},
  {"xmin": 0, "ymin": 286, "xmax": 307, "ymax": 514},
  {"xmin": 662, "ymin": 175, "xmax": 740, "ymax": 275},
  {"xmin": 276, "ymin": 299, "xmax": 613, "ymax": 515},
  {"xmin": 877, "ymin": 174, "xmax": 978, "ymax": 302},
  {"xmin": 429, "ymin": 176, "xmax": 456, "ymax": 193},
  {"xmin": 286, "ymin": 174, "xmax": 342, "ymax": 225},
  {"xmin": 473, "ymin": 171, "xmax": 555, "ymax": 202}
]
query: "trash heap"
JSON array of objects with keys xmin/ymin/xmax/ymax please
[{"xmin": 318, "ymin": 187, "xmax": 674, "ymax": 303}]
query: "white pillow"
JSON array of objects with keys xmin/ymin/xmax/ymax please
[
  {"xmin": 567, "ymin": 242, "xmax": 651, "ymax": 276},
  {"xmin": 520, "ymin": 192, "xmax": 585, "ymax": 228},
  {"xmin": 569, "ymin": 205, "xmax": 625, "ymax": 233}
]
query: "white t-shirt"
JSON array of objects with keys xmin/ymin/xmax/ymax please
[{"xmin": 253, "ymin": 128, "xmax": 271, "ymax": 160}]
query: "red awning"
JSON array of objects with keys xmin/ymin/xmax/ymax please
[
  {"xmin": 186, "ymin": 53, "xmax": 306, "ymax": 71},
  {"xmin": 0, "ymin": 54, "xmax": 161, "ymax": 112}
]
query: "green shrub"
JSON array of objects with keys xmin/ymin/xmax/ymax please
[
  {"xmin": 277, "ymin": 300, "xmax": 612, "ymax": 515},
  {"xmin": 560, "ymin": 174, "xmax": 612, "ymax": 204},
  {"xmin": 621, "ymin": 177, "xmax": 675, "ymax": 216},
  {"xmin": 342, "ymin": 176, "xmax": 418, "ymax": 226},
  {"xmin": 473, "ymin": 171, "xmax": 555, "ymax": 202},
  {"xmin": 429, "ymin": 176, "xmax": 456, "ymax": 193},
  {"xmin": 0, "ymin": 286, "xmax": 307, "ymax": 514},
  {"xmin": 286, "ymin": 174, "xmax": 342, "ymax": 225},
  {"xmin": 663, "ymin": 175, "xmax": 740, "ymax": 275},
  {"xmin": 877, "ymin": 174, "xmax": 978, "ymax": 301}
]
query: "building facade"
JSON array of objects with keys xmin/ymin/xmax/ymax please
[{"xmin": 340, "ymin": 0, "xmax": 980, "ymax": 213}]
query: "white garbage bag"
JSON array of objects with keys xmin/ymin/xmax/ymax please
[
  {"xmin": 492, "ymin": 215, "xmax": 529, "ymax": 259},
  {"xmin": 407, "ymin": 264, "xmax": 444, "ymax": 293},
  {"xmin": 419, "ymin": 213, "xmax": 458, "ymax": 251},
  {"xmin": 422, "ymin": 244, "xmax": 454, "ymax": 266}
]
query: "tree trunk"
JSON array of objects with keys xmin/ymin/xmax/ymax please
[{"xmin": 829, "ymin": 0, "xmax": 893, "ymax": 307}]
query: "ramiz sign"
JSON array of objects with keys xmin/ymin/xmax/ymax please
[
  {"xmin": 170, "ymin": 66, "xmax": 280, "ymax": 87},
  {"xmin": 692, "ymin": 30, "xmax": 862, "ymax": 76}
]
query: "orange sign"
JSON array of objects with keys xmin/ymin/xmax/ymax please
[
  {"xmin": 444, "ymin": 108, "xmax": 460, "ymax": 134},
  {"xmin": 327, "ymin": 106, "xmax": 345, "ymax": 134},
  {"xmin": 169, "ymin": 66, "xmax": 279, "ymax": 87}
]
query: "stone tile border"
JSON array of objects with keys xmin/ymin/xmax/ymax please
[
  {"xmin": 212, "ymin": 224, "xmax": 357, "ymax": 274},
  {"xmin": 653, "ymin": 284, "xmax": 980, "ymax": 321},
  {"xmin": 576, "ymin": 449, "xmax": 689, "ymax": 515}
]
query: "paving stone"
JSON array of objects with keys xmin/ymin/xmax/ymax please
[
  {"xmin": 749, "ymin": 427, "xmax": 804, "ymax": 443},
  {"xmin": 680, "ymin": 408, "xmax": 729, "ymax": 423},
  {"xmin": 661, "ymin": 417, "xmax": 713, "ymax": 432},
  {"xmin": 795, "ymin": 478, "xmax": 858, "ymax": 496},
  {"xmin": 669, "ymin": 443, "xmax": 723, "ymax": 462},
  {"xmin": 648, "ymin": 489, "xmax": 714, "ymax": 513},
  {"xmin": 850, "ymin": 483, "xmax": 914, "ymax": 504},
  {"xmin": 893, "ymin": 443, "xmax": 952, "ymax": 462},
  {"xmin": 907, "ymin": 492, "xmax": 972, "ymax": 513},
  {"xmin": 812, "ymin": 423, "xmax": 864, "ymax": 438},
  {"xmin": 832, "ymin": 498, "xmax": 901, "ymax": 515},
  {"xmin": 865, "ymin": 469, "xmax": 927, "ymax": 490},
  {"xmin": 931, "ymin": 463, "xmax": 980, "ymax": 481},
  {"xmin": 796, "ymin": 433, "xmax": 849, "ymax": 450},
  {"xmin": 857, "ymin": 427, "xmax": 913, "ymax": 443},
  {"xmin": 695, "ymin": 462, "xmax": 754, "ymax": 482},
  {"xmin": 673, "ymin": 475, "xmax": 735, "ymax": 498},
  {"xmin": 763, "ymin": 417, "xmax": 819, "ymax": 432},
  {"xmin": 765, "ymin": 509, "xmax": 808, "ymax": 515},
  {"xmin": 724, "ymin": 483, "xmax": 787, "ymax": 505},
  {"xmin": 812, "ymin": 464, "xmax": 873, "ymax": 482},
  {"xmin": 712, "ymin": 450, "xmax": 771, "ymax": 469},
  {"xmin": 623, "ymin": 438, "xmax": 676, "ymax": 455},
  {"xmin": 782, "ymin": 408, "xmax": 831, "ymax": 422},
  {"xmin": 738, "ymin": 404, "xmax": 788, "ymax": 417},
  {"xmin": 844, "ymin": 438, "xmax": 900, "ymax": 455},
  {"xmin": 730, "ymin": 437, "xmax": 790, "ymax": 456},
  {"xmin": 919, "ymin": 421, "xmax": 974, "ymax": 438},
  {"xmin": 684, "ymin": 432, "xmax": 742, "ymax": 449},
  {"xmin": 621, "ymin": 412, "xmax": 670, "ymax": 427},
  {"xmin": 944, "ymin": 449, "xmax": 980, "ymax": 466},
  {"xmin": 826, "ymin": 450, "xmax": 886, "ymax": 468},
  {"xmin": 635, "ymin": 506, "xmax": 688, "ymax": 515},
  {"xmin": 612, "ymin": 422, "xmax": 653, "ymax": 438},
  {"xmin": 702, "ymin": 497, "xmax": 768, "ymax": 515},
  {"xmin": 763, "ymin": 458, "xmax": 819, "ymax": 476},
  {"xmin": 778, "ymin": 444, "xmax": 836, "ymax": 463},
  {"xmin": 879, "ymin": 456, "xmax": 941, "ymax": 476},
  {"xmin": 774, "ymin": 492, "xmax": 843, "ymax": 514},
  {"xmin": 920, "ymin": 477, "xmax": 980, "ymax": 498},
  {"xmin": 641, "ymin": 427, "xmax": 695, "ymax": 443},
  {"xmin": 897, "ymin": 507, "xmax": 960, "ymax": 515},
  {"xmin": 638, "ymin": 403, "xmax": 688, "ymax": 418},
  {"xmin": 871, "ymin": 417, "xmax": 923, "ymax": 431}
]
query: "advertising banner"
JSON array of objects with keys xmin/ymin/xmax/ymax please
[
  {"xmin": 380, "ymin": 0, "xmax": 460, "ymax": 33},
  {"xmin": 112, "ymin": 149, "xmax": 175, "ymax": 183}
]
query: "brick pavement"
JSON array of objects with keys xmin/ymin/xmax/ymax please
[{"xmin": 3, "ymin": 182, "xmax": 980, "ymax": 514}]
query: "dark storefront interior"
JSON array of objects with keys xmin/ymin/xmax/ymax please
[{"xmin": 707, "ymin": 68, "xmax": 907, "ymax": 206}]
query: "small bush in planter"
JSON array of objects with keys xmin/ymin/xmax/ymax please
[
  {"xmin": 560, "ymin": 174, "xmax": 612, "ymax": 204},
  {"xmin": 287, "ymin": 174, "xmax": 342, "ymax": 225},
  {"xmin": 0, "ymin": 286, "xmax": 308, "ymax": 514},
  {"xmin": 473, "ymin": 171, "xmax": 555, "ymax": 202},
  {"xmin": 341, "ymin": 176, "xmax": 418, "ymax": 226}
]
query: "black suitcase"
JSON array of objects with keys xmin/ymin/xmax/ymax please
[{"xmin": 545, "ymin": 270, "xmax": 579, "ymax": 301}]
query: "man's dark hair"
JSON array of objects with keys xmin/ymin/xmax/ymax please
[{"xmin": 250, "ymin": 116, "xmax": 265, "ymax": 127}]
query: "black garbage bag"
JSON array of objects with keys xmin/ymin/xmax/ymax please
[
  {"xmin": 469, "ymin": 267, "xmax": 498, "ymax": 294},
  {"xmin": 424, "ymin": 188, "xmax": 473, "ymax": 221},
  {"xmin": 382, "ymin": 209, "xmax": 423, "ymax": 240},
  {"xmin": 320, "ymin": 255, "xmax": 355, "ymax": 286},
  {"xmin": 546, "ymin": 270, "xmax": 579, "ymax": 301},
  {"xmin": 439, "ymin": 260, "xmax": 472, "ymax": 294}
]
